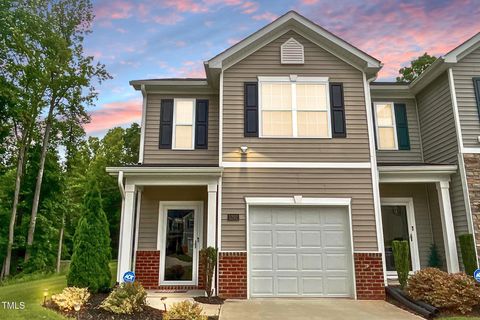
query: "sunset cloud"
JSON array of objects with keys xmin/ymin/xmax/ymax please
[
  {"xmin": 85, "ymin": 99, "xmax": 142, "ymax": 134},
  {"xmin": 87, "ymin": 0, "xmax": 480, "ymax": 137}
]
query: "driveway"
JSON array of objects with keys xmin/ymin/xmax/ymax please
[{"xmin": 219, "ymin": 299, "xmax": 421, "ymax": 320}]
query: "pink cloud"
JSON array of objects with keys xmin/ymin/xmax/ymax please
[
  {"xmin": 163, "ymin": 0, "xmax": 208, "ymax": 13},
  {"xmin": 95, "ymin": 1, "xmax": 134, "ymax": 20},
  {"xmin": 252, "ymin": 12, "xmax": 278, "ymax": 21},
  {"xmin": 301, "ymin": 0, "xmax": 318, "ymax": 4},
  {"xmin": 240, "ymin": 1, "xmax": 259, "ymax": 14},
  {"xmin": 153, "ymin": 13, "xmax": 184, "ymax": 25},
  {"xmin": 169, "ymin": 61, "xmax": 206, "ymax": 78},
  {"xmin": 86, "ymin": 99, "xmax": 142, "ymax": 134}
]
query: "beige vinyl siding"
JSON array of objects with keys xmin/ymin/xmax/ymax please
[
  {"xmin": 380, "ymin": 183, "xmax": 440, "ymax": 268},
  {"xmin": 452, "ymin": 46, "xmax": 480, "ymax": 148},
  {"xmin": 143, "ymin": 94, "xmax": 219, "ymax": 165},
  {"xmin": 222, "ymin": 30, "xmax": 370, "ymax": 162},
  {"xmin": 373, "ymin": 98, "xmax": 423, "ymax": 163},
  {"xmin": 137, "ymin": 186, "xmax": 208, "ymax": 250},
  {"xmin": 426, "ymin": 183, "xmax": 447, "ymax": 270},
  {"xmin": 450, "ymin": 170, "xmax": 470, "ymax": 268},
  {"xmin": 221, "ymin": 168, "xmax": 376, "ymax": 251},
  {"xmin": 417, "ymin": 72, "xmax": 458, "ymax": 164}
]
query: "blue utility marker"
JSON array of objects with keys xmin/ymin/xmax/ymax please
[
  {"xmin": 474, "ymin": 269, "xmax": 480, "ymax": 283},
  {"xmin": 123, "ymin": 271, "xmax": 135, "ymax": 283}
]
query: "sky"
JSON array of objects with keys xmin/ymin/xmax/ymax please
[{"xmin": 84, "ymin": 0, "xmax": 480, "ymax": 137}]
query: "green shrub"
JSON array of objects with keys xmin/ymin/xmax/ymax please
[
  {"xmin": 428, "ymin": 243, "xmax": 441, "ymax": 268},
  {"xmin": 200, "ymin": 246, "xmax": 218, "ymax": 298},
  {"xmin": 100, "ymin": 282, "xmax": 147, "ymax": 314},
  {"xmin": 164, "ymin": 301, "xmax": 207, "ymax": 320},
  {"xmin": 51, "ymin": 287, "xmax": 90, "ymax": 312},
  {"xmin": 459, "ymin": 234, "xmax": 478, "ymax": 276},
  {"xmin": 392, "ymin": 240, "xmax": 410, "ymax": 289},
  {"xmin": 67, "ymin": 178, "xmax": 112, "ymax": 293},
  {"xmin": 408, "ymin": 268, "xmax": 480, "ymax": 314}
]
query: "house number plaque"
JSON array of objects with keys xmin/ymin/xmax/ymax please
[{"xmin": 227, "ymin": 214, "xmax": 240, "ymax": 221}]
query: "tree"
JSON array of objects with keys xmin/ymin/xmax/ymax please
[
  {"xmin": 25, "ymin": 0, "xmax": 110, "ymax": 262},
  {"xmin": 67, "ymin": 178, "xmax": 111, "ymax": 293},
  {"xmin": 396, "ymin": 53, "xmax": 437, "ymax": 83}
]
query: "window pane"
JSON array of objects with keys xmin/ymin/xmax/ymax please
[
  {"xmin": 379, "ymin": 127, "xmax": 396, "ymax": 149},
  {"xmin": 175, "ymin": 125, "xmax": 193, "ymax": 149},
  {"xmin": 376, "ymin": 103, "xmax": 393, "ymax": 126},
  {"xmin": 176, "ymin": 100, "xmax": 194, "ymax": 124},
  {"xmin": 262, "ymin": 111, "xmax": 292, "ymax": 136},
  {"xmin": 261, "ymin": 83, "xmax": 291, "ymax": 110},
  {"xmin": 297, "ymin": 83, "xmax": 327, "ymax": 111},
  {"xmin": 298, "ymin": 111, "xmax": 328, "ymax": 137}
]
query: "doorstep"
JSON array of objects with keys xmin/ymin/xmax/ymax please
[{"xmin": 147, "ymin": 290, "xmax": 222, "ymax": 317}]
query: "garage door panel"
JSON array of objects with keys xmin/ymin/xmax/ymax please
[
  {"xmin": 251, "ymin": 253, "xmax": 273, "ymax": 271},
  {"xmin": 277, "ymin": 254, "xmax": 298, "ymax": 270},
  {"xmin": 251, "ymin": 230, "xmax": 272, "ymax": 248},
  {"xmin": 323, "ymin": 230, "xmax": 347, "ymax": 248},
  {"xmin": 277, "ymin": 277, "xmax": 298, "ymax": 295},
  {"xmin": 275, "ymin": 231, "xmax": 297, "ymax": 247},
  {"xmin": 302, "ymin": 277, "xmax": 324, "ymax": 294},
  {"xmin": 251, "ymin": 277, "xmax": 274, "ymax": 295},
  {"xmin": 300, "ymin": 254, "xmax": 323, "ymax": 270},
  {"xmin": 325, "ymin": 253, "xmax": 349, "ymax": 271},
  {"xmin": 249, "ymin": 205, "xmax": 353, "ymax": 298},
  {"xmin": 300, "ymin": 230, "xmax": 322, "ymax": 247}
]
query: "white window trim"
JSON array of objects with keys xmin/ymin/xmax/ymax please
[
  {"xmin": 172, "ymin": 98, "xmax": 196, "ymax": 150},
  {"xmin": 374, "ymin": 101, "xmax": 398, "ymax": 150},
  {"xmin": 258, "ymin": 75, "xmax": 332, "ymax": 139}
]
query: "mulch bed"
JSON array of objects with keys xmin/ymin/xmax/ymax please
[
  {"xmin": 45, "ymin": 292, "xmax": 164, "ymax": 319},
  {"xmin": 193, "ymin": 296, "xmax": 225, "ymax": 305}
]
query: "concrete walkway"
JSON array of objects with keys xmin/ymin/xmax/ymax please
[
  {"xmin": 147, "ymin": 290, "xmax": 221, "ymax": 318},
  {"xmin": 220, "ymin": 299, "xmax": 421, "ymax": 320}
]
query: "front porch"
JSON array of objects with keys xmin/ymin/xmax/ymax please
[
  {"xmin": 107, "ymin": 166, "xmax": 222, "ymax": 291},
  {"xmin": 378, "ymin": 164, "xmax": 461, "ymax": 282}
]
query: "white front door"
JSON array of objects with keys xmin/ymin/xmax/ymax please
[
  {"xmin": 158, "ymin": 201, "xmax": 203, "ymax": 286},
  {"xmin": 248, "ymin": 206, "xmax": 354, "ymax": 298},
  {"xmin": 381, "ymin": 198, "xmax": 420, "ymax": 276}
]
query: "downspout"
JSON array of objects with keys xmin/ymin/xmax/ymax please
[{"xmin": 116, "ymin": 171, "xmax": 125, "ymax": 282}]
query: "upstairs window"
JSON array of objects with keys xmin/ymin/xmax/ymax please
[
  {"xmin": 374, "ymin": 102, "xmax": 397, "ymax": 150},
  {"xmin": 173, "ymin": 99, "xmax": 195, "ymax": 150},
  {"xmin": 258, "ymin": 76, "xmax": 331, "ymax": 138}
]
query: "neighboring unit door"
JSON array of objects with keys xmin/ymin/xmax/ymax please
[
  {"xmin": 249, "ymin": 206, "xmax": 354, "ymax": 298},
  {"xmin": 158, "ymin": 202, "xmax": 203, "ymax": 286},
  {"xmin": 381, "ymin": 198, "xmax": 420, "ymax": 276}
]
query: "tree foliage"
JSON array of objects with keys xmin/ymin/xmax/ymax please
[
  {"xmin": 67, "ymin": 178, "xmax": 111, "ymax": 292},
  {"xmin": 397, "ymin": 53, "xmax": 437, "ymax": 83}
]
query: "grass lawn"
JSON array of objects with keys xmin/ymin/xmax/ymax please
[{"xmin": 0, "ymin": 262, "xmax": 117, "ymax": 320}]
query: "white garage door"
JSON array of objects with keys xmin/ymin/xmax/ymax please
[{"xmin": 249, "ymin": 206, "xmax": 353, "ymax": 297}]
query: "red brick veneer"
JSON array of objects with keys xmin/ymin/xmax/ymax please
[
  {"xmin": 134, "ymin": 250, "xmax": 206, "ymax": 290},
  {"xmin": 135, "ymin": 250, "xmax": 160, "ymax": 289},
  {"xmin": 354, "ymin": 252, "xmax": 385, "ymax": 300},
  {"xmin": 218, "ymin": 251, "xmax": 247, "ymax": 299}
]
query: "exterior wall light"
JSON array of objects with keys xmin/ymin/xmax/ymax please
[{"xmin": 240, "ymin": 145, "xmax": 248, "ymax": 154}]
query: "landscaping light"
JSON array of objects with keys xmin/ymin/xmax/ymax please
[
  {"xmin": 43, "ymin": 289, "xmax": 48, "ymax": 306},
  {"xmin": 240, "ymin": 145, "xmax": 248, "ymax": 154},
  {"xmin": 74, "ymin": 302, "xmax": 81, "ymax": 320}
]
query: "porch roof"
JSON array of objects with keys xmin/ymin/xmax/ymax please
[
  {"xmin": 106, "ymin": 165, "xmax": 223, "ymax": 177},
  {"xmin": 378, "ymin": 163, "xmax": 457, "ymax": 183}
]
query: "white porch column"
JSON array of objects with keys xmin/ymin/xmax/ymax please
[
  {"xmin": 436, "ymin": 180, "xmax": 460, "ymax": 273},
  {"xmin": 207, "ymin": 183, "xmax": 218, "ymax": 248},
  {"xmin": 117, "ymin": 184, "xmax": 136, "ymax": 282}
]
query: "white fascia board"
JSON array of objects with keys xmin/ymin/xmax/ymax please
[
  {"xmin": 106, "ymin": 166, "xmax": 223, "ymax": 176},
  {"xmin": 443, "ymin": 33, "xmax": 480, "ymax": 63},
  {"xmin": 245, "ymin": 196, "xmax": 351, "ymax": 206},
  {"xmin": 221, "ymin": 162, "xmax": 371, "ymax": 169},
  {"xmin": 207, "ymin": 11, "xmax": 381, "ymax": 70}
]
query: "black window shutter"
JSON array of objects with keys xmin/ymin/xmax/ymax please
[
  {"xmin": 473, "ymin": 77, "xmax": 480, "ymax": 119},
  {"xmin": 195, "ymin": 99, "xmax": 209, "ymax": 149},
  {"xmin": 244, "ymin": 82, "xmax": 259, "ymax": 137},
  {"xmin": 330, "ymin": 83, "xmax": 346, "ymax": 138},
  {"xmin": 159, "ymin": 99, "xmax": 174, "ymax": 149},
  {"xmin": 394, "ymin": 103, "xmax": 410, "ymax": 150}
]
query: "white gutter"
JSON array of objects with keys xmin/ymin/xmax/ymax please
[
  {"xmin": 138, "ymin": 85, "xmax": 147, "ymax": 164},
  {"xmin": 118, "ymin": 170, "xmax": 125, "ymax": 198}
]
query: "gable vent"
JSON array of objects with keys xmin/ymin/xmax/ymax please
[{"xmin": 281, "ymin": 38, "xmax": 304, "ymax": 64}]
